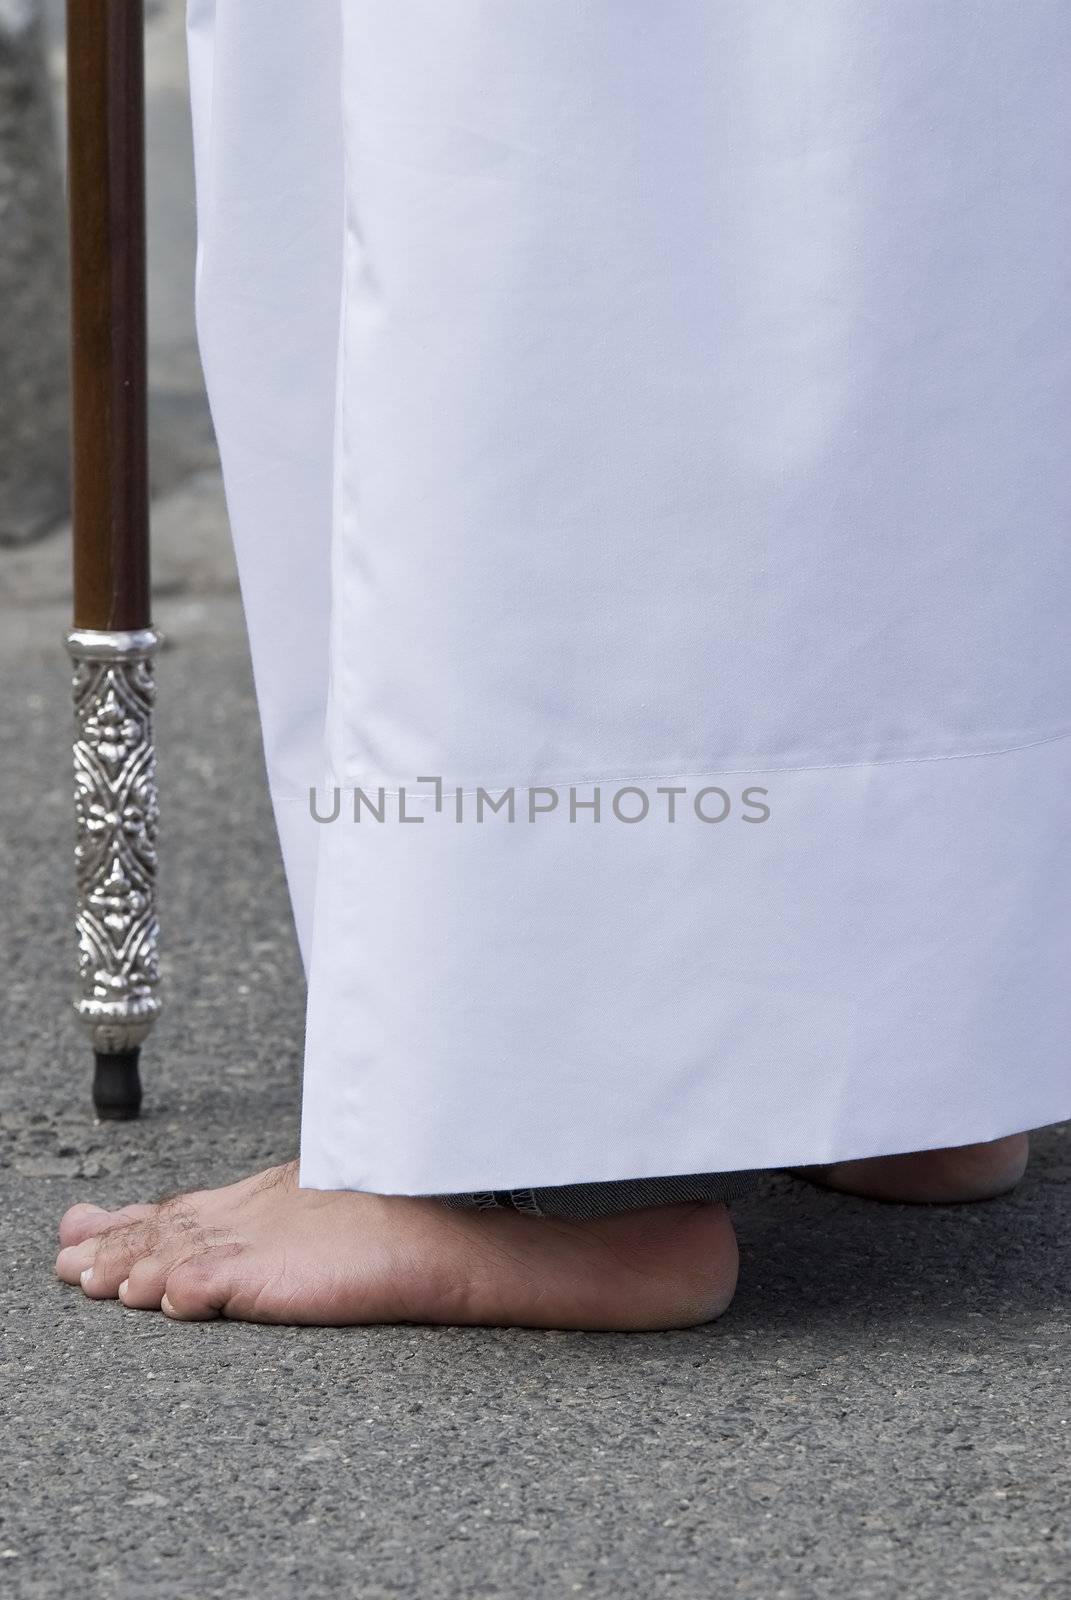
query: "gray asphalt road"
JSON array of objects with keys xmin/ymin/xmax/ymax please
[
  {"xmin": 43, "ymin": 0, "xmax": 218, "ymax": 498},
  {"xmin": 3, "ymin": 4, "xmax": 1069, "ymax": 1596},
  {"xmin": 3, "ymin": 480, "xmax": 1069, "ymax": 1600}
]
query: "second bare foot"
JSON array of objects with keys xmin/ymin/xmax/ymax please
[{"xmin": 794, "ymin": 1132, "xmax": 1030, "ymax": 1204}]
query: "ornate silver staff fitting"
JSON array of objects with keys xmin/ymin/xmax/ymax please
[{"xmin": 67, "ymin": 627, "xmax": 161, "ymax": 1116}]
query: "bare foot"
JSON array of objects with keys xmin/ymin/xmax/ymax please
[
  {"xmin": 794, "ymin": 1133, "xmax": 1030, "ymax": 1204},
  {"xmin": 55, "ymin": 1161, "xmax": 738, "ymax": 1331}
]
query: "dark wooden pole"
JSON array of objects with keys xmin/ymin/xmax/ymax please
[
  {"xmin": 66, "ymin": 0, "xmax": 160, "ymax": 1119},
  {"xmin": 68, "ymin": 0, "xmax": 149, "ymax": 629}
]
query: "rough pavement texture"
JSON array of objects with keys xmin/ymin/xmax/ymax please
[
  {"xmin": 3, "ymin": 0, "xmax": 217, "ymax": 543},
  {"xmin": 3, "ymin": 2, "xmax": 1069, "ymax": 1596},
  {"xmin": 0, "ymin": 0, "xmax": 69, "ymax": 544}
]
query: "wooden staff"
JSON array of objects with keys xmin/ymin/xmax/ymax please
[{"xmin": 66, "ymin": 0, "xmax": 159, "ymax": 1119}]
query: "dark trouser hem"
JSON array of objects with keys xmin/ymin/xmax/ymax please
[{"xmin": 437, "ymin": 1170, "xmax": 762, "ymax": 1221}]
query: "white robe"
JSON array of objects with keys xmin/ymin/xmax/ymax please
[{"xmin": 186, "ymin": 1, "xmax": 1071, "ymax": 1194}]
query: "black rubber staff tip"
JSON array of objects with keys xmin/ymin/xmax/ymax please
[{"xmin": 93, "ymin": 1050, "xmax": 144, "ymax": 1121}]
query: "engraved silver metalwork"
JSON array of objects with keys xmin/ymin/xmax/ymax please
[{"xmin": 67, "ymin": 627, "xmax": 161, "ymax": 1054}]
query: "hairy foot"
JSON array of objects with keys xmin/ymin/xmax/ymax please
[
  {"xmin": 795, "ymin": 1133, "xmax": 1030, "ymax": 1204},
  {"xmin": 55, "ymin": 1162, "xmax": 738, "ymax": 1331}
]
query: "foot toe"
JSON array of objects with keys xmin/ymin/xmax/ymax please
[
  {"xmin": 59, "ymin": 1217, "xmax": 160, "ymax": 1299},
  {"xmin": 161, "ymin": 1248, "xmax": 241, "ymax": 1321},
  {"xmin": 58, "ymin": 1202, "xmax": 157, "ymax": 1249},
  {"xmin": 55, "ymin": 1238, "xmax": 97, "ymax": 1286},
  {"xmin": 58, "ymin": 1203, "xmax": 111, "ymax": 1248},
  {"xmin": 118, "ymin": 1254, "xmax": 171, "ymax": 1311}
]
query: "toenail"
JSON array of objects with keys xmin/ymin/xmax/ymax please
[
  {"xmin": 80, "ymin": 1268, "xmax": 94, "ymax": 1289},
  {"xmin": 160, "ymin": 1294, "xmax": 175, "ymax": 1317},
  {"xmin": 118, "ymin": 1279, "xmax": 129, "ymax": 1299}
]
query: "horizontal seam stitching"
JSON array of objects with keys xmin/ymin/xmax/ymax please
[{"xmin": 267, "ymin": 724, "xmax": 1071, "ymax": 804}]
